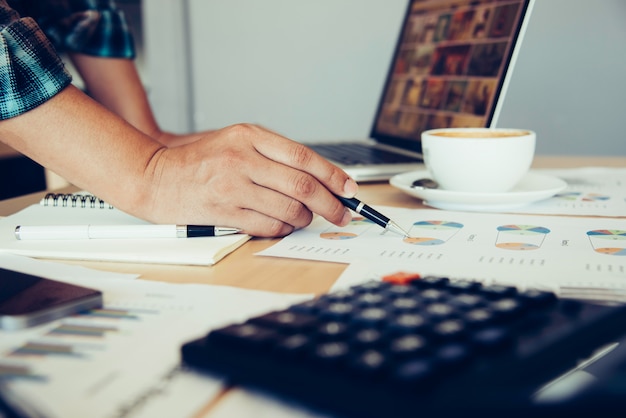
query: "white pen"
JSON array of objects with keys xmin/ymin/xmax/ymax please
[{"xmin": 14, "ymin": 225, "xmax": 241, "ymax": 240}]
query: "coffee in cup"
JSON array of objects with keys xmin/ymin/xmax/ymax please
[{"xmin": 421, "ymin": 128, "xmax": 536, "ymax": 193}]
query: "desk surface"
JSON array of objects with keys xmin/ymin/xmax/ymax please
[
  {"xmin": 1, "ymin": 155, "xmax": 625, "ymax": 417},
  {"xmin": 1, "ymin": 155, "xmax": 625, "ymax": 297}
]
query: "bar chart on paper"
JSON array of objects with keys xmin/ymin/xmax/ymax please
[
  {"xmin": 2, "ymin": 306, "xmax": 156, "ymax": 378},
  {"xmin": 0, "ymin": 274, "xmax": 311, "ymax": 418},
  {"xmin": 0, "ymin": 287, "xmax": 214, "ymax": 417},
  {"xmin": 0, "ymin": 301, "xmax": 177, "ymax": 410}
]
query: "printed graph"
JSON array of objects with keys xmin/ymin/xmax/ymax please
[
  {"xmin": 495, "ymin": 225, "xmax": 550, "ymax": 250},
  {"xmin": 403, "ymin": 220, "xmax": 463, "ymax": 245},
  {"xmin": 320, "ymin": 216, "xmax": 374, "ymax": 240},
  {"xmin": 587, "ymin": 229, "xmax": 626, "ymax": 256},
  {"xmin": 0, "ymin": 306, "xmax": 158, "ymax": 383},
  {"xmin": 555, "ymin": 192, "xmax": 611, "ymax": 202},
  {"xmin": 48, "ymin": 323, "xmax": 119, "ymax": 338},
  {"xmin": 0, "ymin": 362, "xmax": 45, "ymax": 380},
  {"xmin": 581, "ymin": 193, "xmax": 611, "ymax": 202}
]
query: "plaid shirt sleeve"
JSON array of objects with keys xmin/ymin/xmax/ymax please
[
  {"xmin": 31, "ymin": 0, "xmax": 136, "ymax": 59},
  {"xmin": 0, "ymin": 0, "xmax": 136, "ymax": 120},
  {"xmin": 0, "ymin": 2, "xmax": 72, "ymax": 120}
]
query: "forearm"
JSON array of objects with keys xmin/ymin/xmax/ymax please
[
  {"xmin": 68, "ymin": 54, "xmax": 162, "ymax": 138},
  {"xmin": 0, "ymin": 85, "xmax": 163, "ymax": 218},
  {"xmin": 69, "ymin": 53, "xmax": 210, "ymax": 147}
]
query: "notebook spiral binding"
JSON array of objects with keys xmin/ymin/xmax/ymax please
[{"xmin": 40, "ymin": 193, "xmax": 115, "ymax": 209}]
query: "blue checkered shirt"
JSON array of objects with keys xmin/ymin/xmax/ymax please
[{"xmin": 0, "ymin": 0, "xmax": 135, "ymax": 120}]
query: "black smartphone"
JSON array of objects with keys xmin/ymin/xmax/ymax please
[{"xmin": 0, "ymin": 267, "xmax": 102, "ymax": 331}]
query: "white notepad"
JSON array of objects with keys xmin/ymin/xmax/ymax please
[{"xmin": 0, "ymin": 192, "xmax": 250, "ymax": 265}]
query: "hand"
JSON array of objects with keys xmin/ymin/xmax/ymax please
[{"xmin": 141, "ymin": 123, "xmax": 358, "ymax": 237}]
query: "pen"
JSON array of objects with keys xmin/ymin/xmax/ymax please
[
  {"xmin": 14, "ymin": 225, "xmax": 241, "ymax": 240},
  {"xmin": 335, "ymin": 196, "xmax": 410, "ymax": 237}
]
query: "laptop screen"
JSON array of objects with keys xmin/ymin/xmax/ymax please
[{"xmin": 370, "ymin": 0, "xmax": 531, "ymax": 153}]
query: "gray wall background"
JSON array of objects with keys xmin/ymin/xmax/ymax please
[
  {"xmin": 144, "ymin": 0, "xmax": 626, "ymax": 156},
  {"xmin": 494, "ymin": 0, "xmax": 626, "ymax": 156}
]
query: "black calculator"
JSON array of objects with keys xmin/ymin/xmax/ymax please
[{"xmin": 182, "ymin": 273, "xmax": 626, "ymax": 417}]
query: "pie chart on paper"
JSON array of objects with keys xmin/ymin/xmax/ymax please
[{"xmin": 587, "ymin": 230, "xmax": 626, "ymax": 256}]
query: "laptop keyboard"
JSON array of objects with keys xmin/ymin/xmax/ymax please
[
  {"xmin": 181, "ymin": 274, "xmax": 626, "ymax": 417},
  {"xmin": 309, "ymin": 143, "xmax": 420, "ymax": 166}
]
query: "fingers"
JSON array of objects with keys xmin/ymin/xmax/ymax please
[
  {"xmin": 244, "ymin": 158, "xmax": 352, "ymax": 228},
  {"xmin": 245, "ymin": 125, "xmax": 359, "ymax": 198},
  {"xmin": 228, "ymin": 182, "xmax": 315, "ymax": 236},
  {"xmin": 235, "ymin": 125, "xmax": 358, "ymax": 226},
  {"xmin": 227, "ymin": 207, "xmax": 297, "ymax": 238},
  {"xmin": 212, "ymin": 174, "xmax": 351, "ymax": 237}
]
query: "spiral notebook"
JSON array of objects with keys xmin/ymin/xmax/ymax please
[{"xmin": 0, "ymin": 192, "xmax": 250, "ymax": 266}]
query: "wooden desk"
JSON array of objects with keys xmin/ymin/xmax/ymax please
[
  {"xmin": 0, "ymin": 155, "xmax": 624, "ymax": 417},
  {"xmin": 0, "ymin": 155, "xmax": 624, "ymax": 296}
]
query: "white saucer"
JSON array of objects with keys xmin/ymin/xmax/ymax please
[{"xmin": 390, "ymin": 170, "xmax": 567, "ymax": 212}]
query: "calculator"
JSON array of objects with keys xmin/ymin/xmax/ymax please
[{"xmin": 181, "ymin": 273, "xmax": 626, "ymax": 417}]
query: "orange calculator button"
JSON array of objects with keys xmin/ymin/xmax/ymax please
[{"xmin": 382, "ymin": 272, "xmax": 421, "ymax": 285}]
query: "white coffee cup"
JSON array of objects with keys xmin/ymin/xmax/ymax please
[{"xmin": 421, "ymin": 128, "xmax": 536, "ymax": 193}]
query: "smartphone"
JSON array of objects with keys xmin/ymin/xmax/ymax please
[{"xmin": 0, "ymin": 267, "xmax": 102, "ymax": 331}]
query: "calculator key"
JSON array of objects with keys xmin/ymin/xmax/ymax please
[
  {"xmin": 382, "ymin": 272, "xmax": 421, "ymax": 285},
  {"xmin": 472, "ymin": 327, "xmax": 511, "ymax": 351},
  {"xmin": 289, "ymin": 299, "xmax": 322, "ymax": 314},
  {"xmin": 208, "ymin": 323, "xmax": 279, "ymax": 349},
  {"xmin": 419, "ymin": 288, "xmax": 447, "ymax": 302},
  {"xmin": 274, "ymin": 333, "xmax": 312, "ymax": 357},
  {"xmin": 436, "ymin": 343, "xmax": 472, "ymax": 369},
  {"xmin": 518, "ymin": 288, "xmax": 558, "ymax": 307},
  {"xmin": 449, "ymin": 294, "xmax": 485, "ymax": 310},
  {"xmin": 489, "ymin": 298, "xmax": 525, "ymax": 320},
  {"xmin": 316, "ymin": 321, "xmax": 350, "ymax": 340},
  {"xmin": 388, "ymin": 313, "xmax": 428, "ymax": 334},
  {"xmin": 321, "ymin": 289, "xmax": 358, "ymax": 302},
  {"xmin": 311, "ymin": 341, "xmax": 351, "ymax": 365},
  {"xmin": 351, "ymin": 328, "xmax": 387, "ymax": 347},
  {"xmin": 481, "ymin": 284, "xmax": 518, "ymax": 299},
  {"xmin": 412, "ymin": 276, "xmax": 449, "ymax": 288},
  {"xmin": 349, "ymin": 349, "xmax": 389, "ymax": 377},
  {"xmin": 433, "ymin": 319, "xmax": 467, "ymax": 340},
  {"xmin": 384, "ymin": 284, "xmax": 418, "ymax": 298},
  {"xmin": 446, "ymin": 280, "xmax": 482, "ymax": 293},
  {"xmin": 319, "ymin": 302, "xmax": 356, "ymax": 320},
  {"xmin": 352, "ymin": 307, "xmax": 391, "ymax": 327},
  {"xmin": 250, "ymin": 311, "xmax": 317, "ymax": 331},
  {"xmin": 392, "ymin": 358, "xmax": 436, "ymax": 387},
  {"xmin": 389, "ymin": 334, "xmax": 429, "ymax": 358},
  {"xmin": 356, "ymin": 280, "xmax": 390, "ymax": 292},
  {"xmin": 425, "ymin": 302, "xmax": 457, "ymax": 319},
  {"xmin": 390, "ymin": 297, "xmax": 421, "ymax": 311},
  {"xmin": 356, "ymin": 292, "xmax": 387, "ymax": 306},
  {"xmin": 464, "ymin": 308, "xmax": 496, "ymax": 328}
]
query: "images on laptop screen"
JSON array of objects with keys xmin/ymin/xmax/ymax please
[{"xmin": 371, "ymin": 0, "xmax": 531, "ymax": 153}]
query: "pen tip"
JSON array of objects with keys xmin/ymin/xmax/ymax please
[{"xmin": 387, "ymin": 221, "xmax": 410, "ymax": 238}]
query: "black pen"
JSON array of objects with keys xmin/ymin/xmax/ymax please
[
  {"xmin": 335, "ymin": 196, "xmax": 410, "ymax": 237},
  {"xmin": 14, "ymin": 224, "xmax": 241, "ymax": 240}
]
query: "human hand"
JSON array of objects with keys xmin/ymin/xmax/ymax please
[{"xmin": 141, "ymin": 124, "xmax": 358, "ymax": 237}]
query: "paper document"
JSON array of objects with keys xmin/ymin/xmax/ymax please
[
  {"xmin": 510, "ymin": 167, "xmax": 626, "ymax": 217},
  {"xmin": 0, "ymin": 259, "xmax": 311, "ymax": 418},
  {"xmin": 259, "ymin": 207, "xmax": 626, "ymax": 294}
]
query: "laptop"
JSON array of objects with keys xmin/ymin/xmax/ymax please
[{"xmin": 309, "ymin": 0, "xmax": 534, "ymax": 182}]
